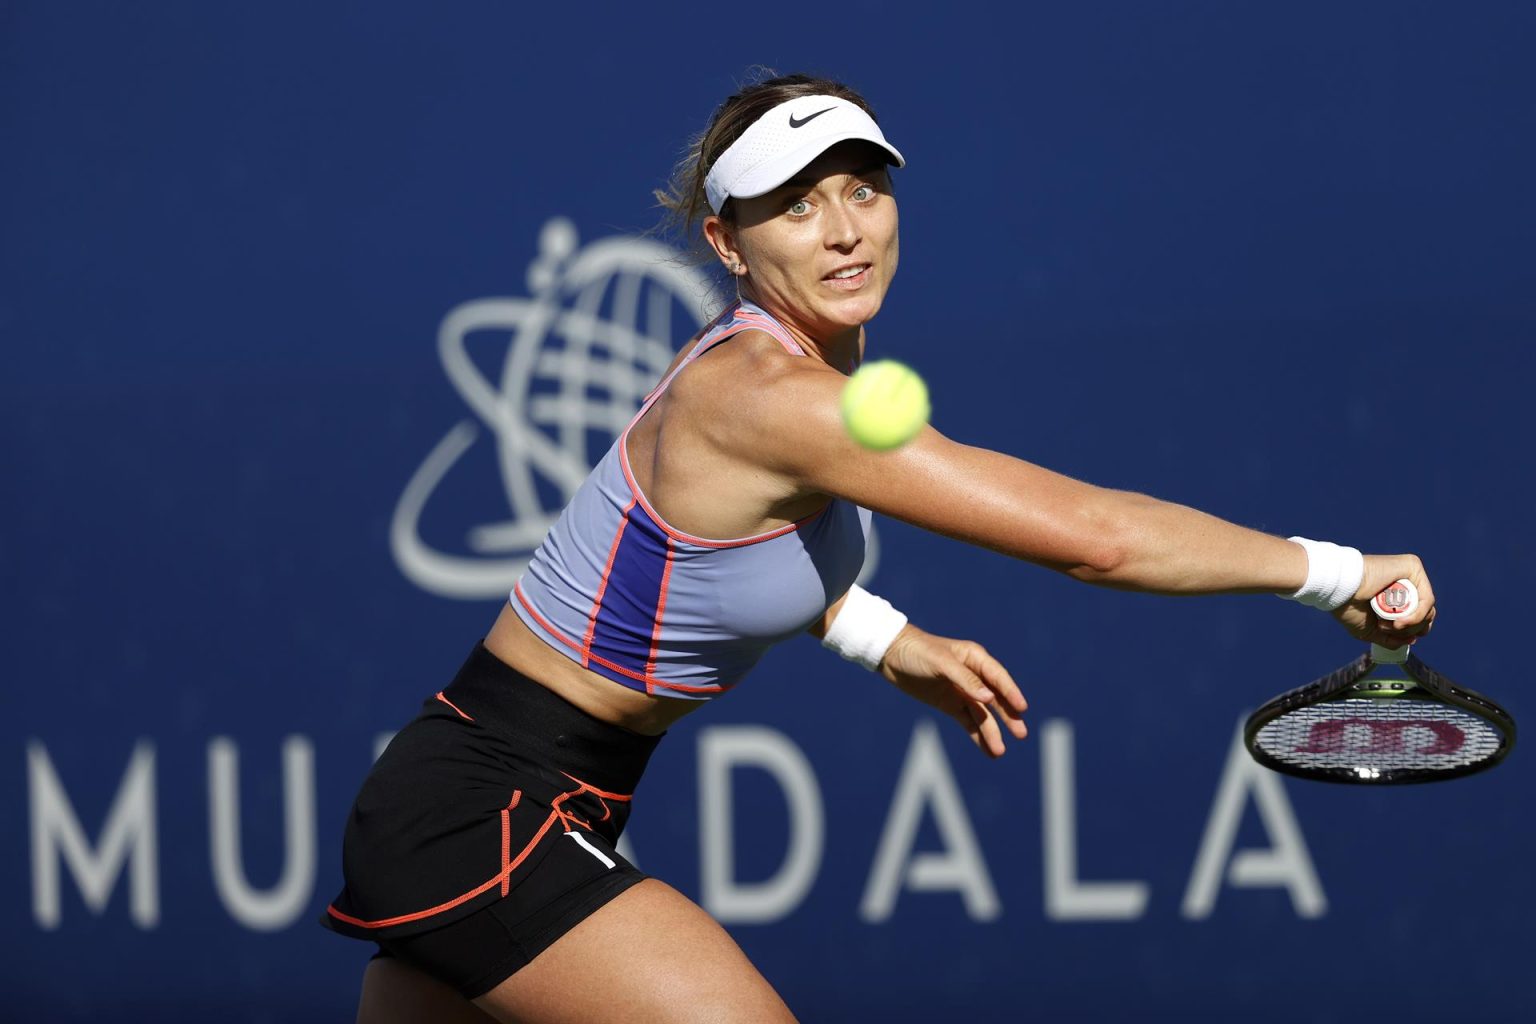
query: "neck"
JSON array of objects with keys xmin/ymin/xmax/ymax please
[{"xmin": 738, "ymin": 289, "xmax": 863, "ymax": 374}]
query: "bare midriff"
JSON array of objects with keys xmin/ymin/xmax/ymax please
[{"xmin": 483, "ymin": 602, "xmax": 710, "ymax": 736}]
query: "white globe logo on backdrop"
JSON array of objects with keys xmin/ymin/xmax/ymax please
[{"xmin": 391, "ymin": 216, "xmax": 878, "ymax": 601}]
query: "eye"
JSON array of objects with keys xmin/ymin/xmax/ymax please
[
  {"xmin": 787, "ymin": 198, "xmax": 811, "ymax": 216},
  {"xmin": 851, "ymin": 184, "xmax": 875, "ymax": 202}
]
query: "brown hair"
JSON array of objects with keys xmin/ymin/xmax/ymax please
[{"xmin": 654, "ymin": 71, "xmax": 882, "ymax": 259}]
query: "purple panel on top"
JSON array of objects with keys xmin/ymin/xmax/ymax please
[{"xmin": 587, "ymin": 502, "xmax": 671, "ymax": 686}]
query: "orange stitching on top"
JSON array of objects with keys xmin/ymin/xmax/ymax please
[
  {"xmin": 580, "ymin": 499, "xmax": 636, "ymax": 668},
  {"xmin": 644, "ymin": 537, "xmax": 676, "ymax": 690},
  {"xmin": 733, "ymin": 310, "xmax": 806, "ymax": 354},
  {"xmin": 617, "ymin": 428, "xmax": 827, "ymax": 549},
  {"xmin": 614, "ymin": 307, "xmax": 823, "ymax": 551},
  {"xmin": 514, "ymin": 582, "xmax": 731, "ymax": 695}
]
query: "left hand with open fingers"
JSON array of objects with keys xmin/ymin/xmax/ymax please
[{"xmin": 878, "ymin": 624, "xmax": 1029, "ymax": 758}]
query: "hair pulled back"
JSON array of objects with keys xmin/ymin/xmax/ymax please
[{"xmin": 655, "ymin": 71, "xmax": 881, "ymax": 258}]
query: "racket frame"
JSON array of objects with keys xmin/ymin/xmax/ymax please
[{"xmin": 1243, "ymin": 648, "xmax": 1516, "ymax": 784}]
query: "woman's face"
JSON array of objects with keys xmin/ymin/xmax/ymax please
[{"xmin": 713, "ymin": 141, "xmax": 899, "ymax": 342}]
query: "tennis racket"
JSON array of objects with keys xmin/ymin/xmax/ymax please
[{"xmin": 1244, "ymin": 579, "xmax": 1516, "ymax": 783}]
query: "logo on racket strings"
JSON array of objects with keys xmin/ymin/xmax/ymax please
[{"xmin": 1294, "ymin": 718, "xmax": 1466, "ymax": 756}]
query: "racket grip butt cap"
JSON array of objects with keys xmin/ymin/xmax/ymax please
[{"xmin": 1371, "ymin": 578, "xmax": 1419, "ymax": 621}]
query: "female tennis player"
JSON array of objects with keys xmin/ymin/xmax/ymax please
[{"xmin": 323, "ymin": 73, "xmax": 1436, "ymax": 1023}]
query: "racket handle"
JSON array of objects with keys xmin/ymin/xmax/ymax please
[
  {"xmin": 1371, "ymin": 578, "xmax": 1419, "ymax": 621},
  {"xmin": 1368, "ymin": 578, "xmax": 1418, "ymax": 665}
]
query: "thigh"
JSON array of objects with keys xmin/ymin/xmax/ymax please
[
  {"xmin": 356, "ymin": 955, "xmax": 500, "ymax": 1024},
  {"xmin": 472, "ymin": 879, "xmax": 798, "ymax": 1024}
]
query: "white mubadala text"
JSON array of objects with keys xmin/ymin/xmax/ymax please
[{"xmin": 24, "ymin": 715, "xmax": 1324, "ymax": 932}]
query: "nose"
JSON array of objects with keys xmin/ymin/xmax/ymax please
[{"xmin": 824, "ymin": 200, "xmax": 861, "ymax": 252}]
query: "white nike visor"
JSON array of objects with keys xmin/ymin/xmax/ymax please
[{"xmin": 703, "ymin": 95, "xmax": 905, "ymax": 215}]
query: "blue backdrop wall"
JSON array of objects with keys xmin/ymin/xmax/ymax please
[{"xmin": 4, "ymin": 3, "xmax": 1534, "ymax": 1021}]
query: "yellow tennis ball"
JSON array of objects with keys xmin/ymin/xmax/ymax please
[{"xmin": 841, "ymin": 360, "xmax": 930, "ymax": 451}]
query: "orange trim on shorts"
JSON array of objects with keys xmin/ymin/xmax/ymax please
[
  {"xmin": 435, "ymin": 691, "xmax": 474, "ymax": 721},
  {"xmin": 550, "ymin": 772, "xmax": 633, "ymax": 833},
  {"xmin": 326, "ymin": 811, "xmax": 559, "ymax": 930},
  {"xmin": 558, "ymin": 770, "xmax": 635, "ymax": 803},
  {"xmin": 325, "ymin": 778, "xmax": 634, "ymax": 931},
  {"xmin": 500, "ymin": 790, "xmax": 522, "ymax": 897}
]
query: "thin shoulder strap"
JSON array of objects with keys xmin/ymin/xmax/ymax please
[
  {"xmin": 632, "ymin": 302, "xmax": 805, "ymax": 419},
  {"xmin": 728, "ymin": 304, "xmax": 806, "ymax": 356}
]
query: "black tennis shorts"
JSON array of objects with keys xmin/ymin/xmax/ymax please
[{"xmin": 321, "ymin": 642, "xmax": 662, "ymax": 999}]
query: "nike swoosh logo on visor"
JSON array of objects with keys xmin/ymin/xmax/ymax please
[{"xmin": 788, "ymin": 107, "xmax": 836, "ymax": 128}]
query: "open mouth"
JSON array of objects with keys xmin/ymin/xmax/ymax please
[{"xmin": 823, "ymin": 263, "xmax": 871, "ymax": 286}]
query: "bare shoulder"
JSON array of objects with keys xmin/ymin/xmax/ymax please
[
  {"xmin": 675, "ymin": 330, "xmax": 1124, "ymax": 571},
  {"xmin": 648, "ymin": 322, "xmax": 1127, "ymax": 577},
  {"xmin": 665, "ymin": 328, "xmax": 844, "ymax": 454},
  {"xmin": 672, "ymin": 327, "xmax": 831, "ymax": 391}
]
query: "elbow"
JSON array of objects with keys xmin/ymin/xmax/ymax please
[
  {"xmin": 1064, "ymin": 541, "xmax": 1128, "ymax": 584},
  {"xmin": 1059, "ymin": 500, "xmax": 1138, "ymax": 585}
]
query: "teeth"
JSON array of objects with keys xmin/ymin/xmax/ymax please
[{"xmin": 830, "ymin": 265, "xmax": 866, "ymax": 279}]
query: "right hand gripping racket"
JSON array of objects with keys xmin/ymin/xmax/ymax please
[{"xmin": 1244, "ymin": 580, "xmax": 1516, "ymax": 783}]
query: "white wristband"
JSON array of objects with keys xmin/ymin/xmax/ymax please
[
  {"xmin": 822, "ymin": 585, "xmax": 909, "ymax": 670},
  {"xmin": 1283, "ymin": 536, "xmax": 1365, "ymax": 611}
]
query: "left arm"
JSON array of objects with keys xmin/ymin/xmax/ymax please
[{"xmin": 811, "ymin": 592, "xmax": 1029, "ymax": 759}]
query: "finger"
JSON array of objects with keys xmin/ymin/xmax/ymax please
[
  {"xmin": 1407, "ymin": 558, "xmax": 1434, "ymax": 618},
  {"xmin": 952, "ymin": 702, "xmax": 988, "ymax": 754},
  {"xmin": 960, "ymin": 645, "xmax": 1029, "ymax": 737},
  {"xmin": 944, "ymin": 655, "xmax": 996, "ymax": 704},
  {"xmin": 977, "ymin": 680, "xmax": 1028, "ymax": 739},
  {"xmin": 992, "ymin": 697, "xmax": 1029, "ymax": 740},
  {"xmin": 950, "ymin": 704, "xmax": 984, "ymax": 745},
  {"xmin": 1365, "ymin": 617, "xmax": 1408, "ymax": 647},
  {"xmin": 958, "ymin": 643, "xmax": 1027, "ymax": 714},
  {"xmin": 1370, "ymin": 621, "xmax": 1422, "ymax": 649},
  {"xmin": 1405, "ymin": 574, "xmax": 1435, "ymax": 636},
  {"xmin": 942, "ymin": 653, "xmax": 1024, "ymax": 751},
  {"xmin": 956, "ymin": 700, "xmax": 1004, "ymax": 758},
  {"xmin": 971, "ymin": 702, "xmax": 1006, "ymax": 758},
  {"xmin": 1383, "ymin": 557, "xmax": 1433, "ymax": 632},
  {"xmin": 1374, "ymin": 574, "xmax": 1433, "ymax": 640}
]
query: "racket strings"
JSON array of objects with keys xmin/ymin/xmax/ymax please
[{"xmin": 1253, "ymin": 698, "xmax": 1504, "ymax": 778}]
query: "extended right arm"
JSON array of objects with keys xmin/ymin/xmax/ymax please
[{"xmin": 716, "ymin": 344, "xmax": 1434, "ymax": 638}]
